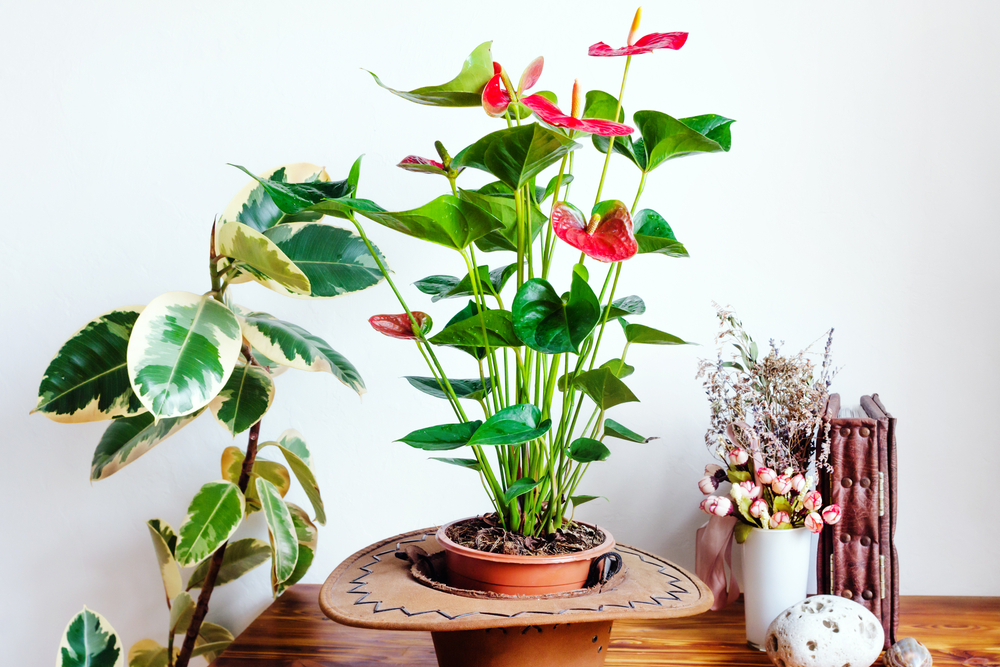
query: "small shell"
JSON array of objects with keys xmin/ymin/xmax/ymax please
[{"xmin": 886, "ymin": 637, "xmax": 932, "ymax": 667}]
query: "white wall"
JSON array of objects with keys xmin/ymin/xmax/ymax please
[{"xmin": 3, "ymin": 1, "xmax": 998, "ymax": 662}]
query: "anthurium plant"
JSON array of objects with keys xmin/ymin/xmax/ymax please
[
  {"xmin": 39, "ymin": 163, "xmax": 384, "ymax": 667},
  {"xmin": 235, "ymin": 8, "xmax": 734, "ymax": 543}
]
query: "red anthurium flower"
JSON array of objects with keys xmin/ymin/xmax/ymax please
[
  {"xmin": 483, "ymin": 57, "xmax": 544, "ymax": 118},
  {"xmin": 589, "ymin": 7, "xmax": 688, "ymax": 57},
  {"xmin": 551, "ymin": 200, "xmax": 638, "ymax": 262},
  {"xmin": 525, "ymin": 93, "xmax": 633, "ymax": 136},
  {"xmin": 368, "ymin": 312, "xmax": 433, "ymax": 340},
  {"xmin": 397, "ymin": 155, "xmax": 464, "ymax": 177}
]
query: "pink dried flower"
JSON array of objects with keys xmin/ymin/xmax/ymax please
[
  {"xmin": 771, "ymin": 474, "xmax": 792, "ymax": 495},
  {"xmin": 737, "ymin": 480, "xmax": 762, "ymax": 499},
  {"xmin": 704, "ymin": 496, "xmax": 733, "ymax": 517},
  {"xmin": 804, "ymin": 512, "xmax": 825, "ymax": 533},
  {"xmin": 790, "ymin": 473, "xmax": 806, "ymax": 493},
  {"xmin": 821, "ymin": 504, "xmax": 843, "ymax": 525},
  {"xmin": 803, "ymin": 490, "xmax": 823, "ymax": 512},
  {"xmin": 757, "ymin": 467, "xmax": 776, "ymax": 485},
  {"xmin": 769, "ymin": 511, "xmax": 791, "ymax": 529},
  {"xmin": 698, "ymin": 476, "xmax": 718, "ymax": 495},
  {"xmin": 728, "ymin": 448, "xmax": 748, "ymax": 466},
  {"xmin": 749, "ymin": 498, "xmax": 768, "ymax": 518}
]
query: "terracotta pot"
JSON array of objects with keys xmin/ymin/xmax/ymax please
[{"xmin": 436, "ymin": 518, "xmax": 615, "ymax": 595}]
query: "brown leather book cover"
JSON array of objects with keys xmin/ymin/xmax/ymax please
[{"xmin": 817, "ymin": 393, "xmax": 898, "ymax": 648}]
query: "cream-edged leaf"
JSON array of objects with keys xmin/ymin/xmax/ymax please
[
  {"xmin": 220, "ymin": 162, "xmax": 331, "ymax": 233},
  {"xmin": 126, "ymin": 639, "xmax": 174, "ymax": 667},
  {"xmin": 168, "ymin": 591, "xmax": 194, "ymax": 635},
  {"xmin": 220, "ymin": 446, "xmax": 290, "ymax": 513},
  {"xmin": 91, "ymin": 410, "xmax": 202, "ymax": 481},
  {"xmin": 208, "ymin": 363, "xmax": 274, "ymax": 436},
  {"xmin": 35, "ymin": 307, "xmax": 146, "ymax": 423},
  {"xmin": 262, "ymin": 433, "xmax": 325, "ymax": 525},
  {"xmin": 146, "ymin": 519, "xmax": 182, "ymax": 607},
  {"xmin": 239, "ymin": 311, "xmax": 364, "ymax": 394},
  {"xmin": 192, "ymin": 623, "xmax": 233, "ymax": 663},
  {"xmin": 274, "ymin": 502, "xmax": 318, "ymax": 596},
  {"xmin": 256, "ymin": 477, "xmax": 298, "ymax": 586},
  {"xmin": 127, "ymin": 292, "xmax": 242, "ymax": 420},
  {"xmin": 58, "ymin": 607, "xmax": 124, "ymax": 667},
  {"xmin": 217, "ymin": 221, "xmax": 311, "ymax": 295},
  {"xmin": 174, "ymin": 480, "xmax": 245, "ymax": 568},
  {"xmin": 186, "ymin": 537, "xmax": 271, "ymax": 590}
]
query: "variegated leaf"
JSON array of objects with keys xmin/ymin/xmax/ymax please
[
  {"xmin": 91, "ymin": 410, "xmax": 202, "ymax": 481},
  {"xmin": 58, "ymin": 607, "xmax": 124, "ymax": 667},
  {"xmin": 239, "ymin": 311, "xmax": 364, "ymax": 394},
  {"xmin": 35, "ymin": 307, "xmax": 146, "ymax": 423},
  {"xmin": 186, "ymin": 537, "xmax": 271, "ymax": 590},
  {"xmin": 168, "ymin": 591, "xmax": 194, "ymax": 634},
  {"xmin": 126, "ymin": 639, "xmax": 175, "ymax": 667},
  {"xmin": 127, "ymin": 292, "xmax": 242, "ymax": 420},
  {"xmin": 208, "ymin": 363, "xmax": 274, "ymax": 436},
  {"xmin": 216, "ymin": 221, "xmax": 311, "ymax": 295},
  {"xmin": 274, "ymin": 502, "xmax": 318, "ymax": 596},
  {"xmin": 260, "ymin": 222, "xmax": 385, "ymax": 298},
  {"xmin": 220, "ymin": 446, "xmax": 290, "ymax": 512},
  {"xmin": 256, "ymin": 477, "xmax": 298, "ymax": 586},
  {"xmin": 261, "ymin": 430, "xmax": 325, "ymax": 525},
  {"xmin": 174, "ymin": 480, "xmax": 245, "ymax": 568},
  {"xmin": 192, "ymin": 622, "xmax": 233, "ymax": 663},
  {"xmin": 251, "ymin": 347, "xmax": 289, "ymax": 377},
  {"xmin": 219, "ymin": 162, "xmax": 332, "ymax": 233},
  {"xmin": 146, "ymin": 519, "xmax": 182, "ymax": 607}
]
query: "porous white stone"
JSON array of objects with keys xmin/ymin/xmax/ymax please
[{"xmin": 765, "ymin": 595, "xmax": 884, "ymax": 667}]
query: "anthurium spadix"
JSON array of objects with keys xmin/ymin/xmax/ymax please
[
  {"xmin": 127, "ymin": 292, "xmax": 243, "ymax": 420},
  {"xmin": 588, "ymin": 8, "xmax": 688, "ymax": 57},
  {"xmin": 552, "ymin": 200, "xmax": 639, "ymax": 262}
]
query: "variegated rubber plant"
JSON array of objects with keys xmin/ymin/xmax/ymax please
[
  {"xmin": 41, "ymin": 162, "xmax": 384, "ymax": 667},
  {"xmin": 232, "ymin": 8, "xmax": 735, "ymax": 539}
]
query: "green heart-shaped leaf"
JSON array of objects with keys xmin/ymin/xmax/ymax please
[
  {"xmin": 209, "ymin": 364, "xmax": 274, "ymax": 437},
  {"xmin": 175, "ymin": 481, "xmax": 245, "ymax": 568},
  {"xmin": 570, "ymin": 494, "xmax": 606, "ymax": 508},
  {"xmin": 624, "ymin": 323, "xmax": 692, "ymax": 345},
  {"xmin": 512, "ymin": 266, "xmax": 600, "ymax": 354},
  {"xmin": 598, "ymin": 359, "xmax": 634, "ymax": 379},
  {"xmin": 256, "ymin": 477, "xmax": 298, "ymax": 585},
  {"xmin": 634, "ymin": 111, "xmax": 735, "ymax": 172},
  {"xmin": 453, "ymin": 123, "xmax": 579, "ymax": 190},
  {"xmin": 368, "ymin": 41, "xmax": 494, "ymax": 107},
  {"xmin": 357, "ymin": 194, "xmax": 504, "ymax": 250},
  {"xmin": 537, "ymin": 173, "xmax": 574, "ymax": 204},
  {"xmin": 58, "ymin": 607, "xmax": 123, "ymax": 667},
  {"xmin": 568, "ymin": 437, "xmax": 611, "ymax": 463},
  {"xmin": 430, "ymin": 457, "xmax": 481, "ymax": 471},
  {"xmin": 459, "ymin": 187, "xmax": 546, "ymax": 253},
  {"xmin": 469, "ymin": 403, "xmax": 551, "ymax": 446},
  {"xmin": 187, "ymin": 538, "xmax": 271, "ymax": 590},
  {"xmin": 397, "ymin": 421, "xmax": 483, "ymax": 451},
  {"xmin": 405, "ymin": 376, "xmax": 493, "ymax": 401},
  {"xmin": 502, "ymin": 477, "xmax": 541, "ymax": 504},
  {"xmin": 573, "ymin": 367, "xmax": 639, "ymax": 410},
  {"xmin": 603, "ymin": 295, "xmax": 646, "ymax": 320},
  {"xmin": 91, "ymin": 410, "xmax": 203, "ymax": 481},
  {"xmin": 430, "ymin": 308, "xmax": 522, "ymax": 349},
  {"xmin": 633, "ymin": 209, "xmax": 689, "ymax": 257},
  {"xmin": 415, "ymin": 264, "xmax": 516, "ymax": 302}
]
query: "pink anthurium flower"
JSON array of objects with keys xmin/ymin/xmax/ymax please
[
  {"xmin": 551, "ymin": 200, "xmax": 638, "ymax": 263},
  {"xmin": 397, "ymin": 155, "xmax": 466, "ymax": 177},
  {"xmin": 368, "ymin": 312, "xmax": 432, "ymax": 340},
  {"xmin": 588, "ymin": 7, "xmax": 689, "ymax": 57}
]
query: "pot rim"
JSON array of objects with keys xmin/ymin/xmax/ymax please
[
  {"xmin": 436, "ymin": 516, "xmax": 615, "ymax": 565},
  {"xmin": 744, "ymin": 525, "xmax": 810, "ymax": 536}
]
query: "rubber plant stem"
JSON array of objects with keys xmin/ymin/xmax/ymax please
[{"xmin": 175, "ymin": 418, "xmax": 261, "ymax": 667}]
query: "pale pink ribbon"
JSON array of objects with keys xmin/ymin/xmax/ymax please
[{"xmin": 695, "ymin": 515, "xmax": 741, "ymax": 610}]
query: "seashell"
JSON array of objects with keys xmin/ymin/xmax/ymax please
[{"xmin": 886, "ymin": 637, "xmax": 932, "ymax": 667}]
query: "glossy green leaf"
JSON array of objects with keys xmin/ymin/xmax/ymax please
[
  {"xmin": 468, "ymin": 403, "xmax": 551, "ymax": 446},
  {"xmin": 624, "ymin": 323, "xmax": 692, "ymax": 345},
  {"xmin": 603, "ymin": 295, "xmax": 645, "ymax": 320},
  {"xmin": 436, "ymin": 301, "xmax": 487, "ymax": 359},
  {"xmin": 568, "ymin": 437, "xmax": 611, "ymax": 463},
  {"xmin": 256, "ymin": 477, "xmax": 298, "ymax": 585},
  {"xmin": 239, "ymin": 310, "xmax": 364, "ymax": 394},
  {"xmin": 368, "ymin": 41, "xmax": 494, "ymax": 107},
  {"xmin": 126, "ymin": 640, "xmax": 174, "ymax": 667},
  {"xmin": 127, "ymin": 292, "xmax": 242, "ymax": 420},
  {"xmin": 217, "ymin": 222, "xmax": 311, "ymax": 295},
  {"xmin": 459, "ymin": 187, "xmax": 546, "ymax": 253},
  {"xmin": 260, "ymin": 222, "xmax": 386, "ymax": 298},
  {"xmin": 502, "ymin": 477, "xmax": 540, "ymax": 504},
  {"xmin": 91, "ymin": 410, "xmax": 202, "ymax": 481},
  {"xmin": 220, "ymin": 162, "xmax": 333, "ymax": 233},
  {"xmin": 734, "ymin": 522, "xmax": 753, "ymax": 544},
  {"xmin": 537, "ymin": 173, "xmax": 574, "ymax": 204},
  {"xmin": 261, "ymin": 430, "xmax": 326, "ymax": 525},
  {"xmin": 573, "ymin": 367, "xmax": 639, "ymax": 410},
  {"xmin": 633, "ymin": 209, "xmax": 689, "ymax": 257},
  {"xmin": 396, "ymin": 420, "xmax": 482, "ymax": 451},
  {"xmin": 570, "ymin": 494, "xmax": 606, "ymax": 508},
  {"xmin": 186, "ymin": 538, "xmax": 271, "ymax": 590},
  {"xmin": 35, "ymin": 307, "xmax": 146, "ymax": 423},
  {"xmin": 429, "ymin": 308, "xmax": 521, "ymax": 349},
  {"xmin": 603, "ymin": 418, "xmax": 655, "ymax": 443},
  {"xmin": 405, "ymin": 376, "xmax": 493, "ymax": 401},
  {"xmin": 58, "ymin": 607, "xmax": 123, "ymax": 667},
  {"xmin": 357, "ymin": 194, "xmax": 503, "ymax": 250},
  {"xmin": 512, "ymin": 266, "xmax": 600, "ymax": 354},
  {"xmin": 598, "ymin": 359, "xmax": 635, "ymax": 379},
  {"xmin": 146, "ymin": 519, "xmax": 182, "ymax": 606},
  {"xmin": 209, "ymin": 364, "xmax": 274, "ymax": 437},
  {"xmin": 168, "ymin": 591, "xmax": 194, "ymax": 634},
  {"xmin": 430, "ymin": 457, "xmax": 481, "ymax": 471},
  {"xmin": 453, "ymin": 123, "xmax": 579, "ymax": 190},
  {"xmin": 275, "ymin": 502, "xmax": 317, "ymax": 596},
  {"xmin": 415, "ymin": 263, "xmax": 516, "ymax": 303},
  {"xmin": 634, "ymin": 111, "xmax": 735, "ymax": 172},
  {"xmin": 221, "ymin": 446, "xmax": 290, "ymax": 513},
  {"xmin": 192, "ymin": 623, "xmax": 233, "ymax": 663},
  {"xmin": 586, "ymin": 91, "xmax": 643, "ymax": 166},
  {"xmin": 175, "ymin": 480, "xmax": 245, "ymax": 568},
  {"xmin": 228, "ymin": 164, "xmax": 380, "ymax": 221}
]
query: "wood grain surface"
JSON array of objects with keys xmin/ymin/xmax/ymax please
[{"xmin": 213, "ymin": 586, "xmax": 999, "ymax": 666}]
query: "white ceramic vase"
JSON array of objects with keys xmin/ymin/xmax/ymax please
[{"xmin": 741, "ymin": 526, "xmax": 811, "ymax": 650}]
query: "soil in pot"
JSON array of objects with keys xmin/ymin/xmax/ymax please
[{"xmin": 446, "ymin": 514, "xmax": 606, "ymax": 556}]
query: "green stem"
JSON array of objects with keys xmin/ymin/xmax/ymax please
[{"xmin": 593, "ymin": 54, "xmax": 633, "ymax": 206}]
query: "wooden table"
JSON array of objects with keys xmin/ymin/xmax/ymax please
[{"xmin": 213, "ymin": 585, "xmax": 999, "ymax": 666}]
